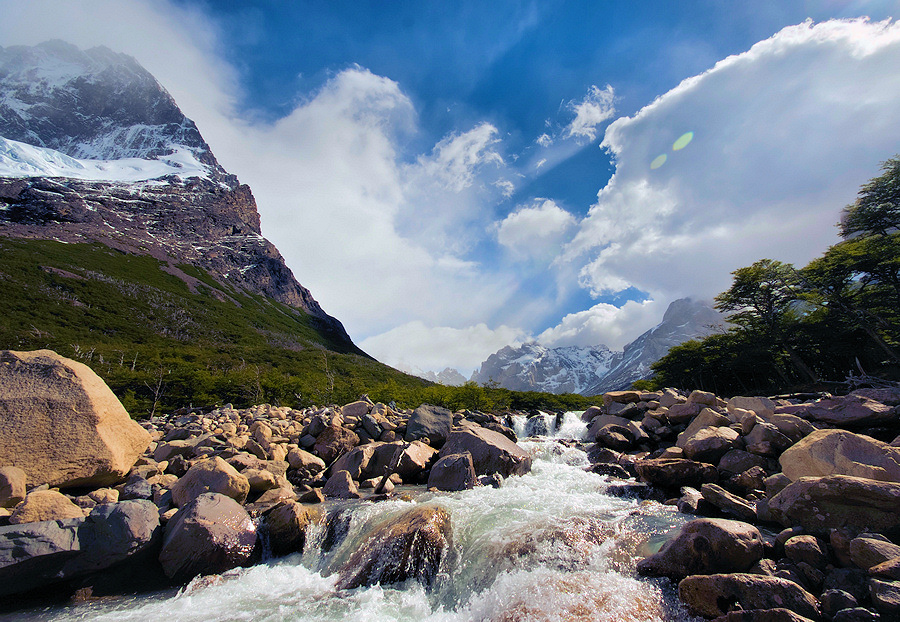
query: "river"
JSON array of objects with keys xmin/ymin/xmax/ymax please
[{"xmin": 17, "ymin": 413, "xmax": 699, "ymax": 622}]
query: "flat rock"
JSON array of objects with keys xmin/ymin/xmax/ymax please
[
  {"xmin": 780, "ymin": 429, "xmax": 900, "ymax": 483},
  {"xmin": 0, "ymin": 349, "xmax": 150, "ymax": 488},
  {"xmin": 803, "ymin": 395, "xmax": 896, "ymax": 427},
  {"xmin": 769, "ymin": 475, "xmax": 900, "ymax": 533},
  {"xmin": 678, "ymin": 573, "xmax": 819, "ymax": 619},
  {"xmin": 158, "ymin": 492, "xmax": 257, "ymax": 582}
]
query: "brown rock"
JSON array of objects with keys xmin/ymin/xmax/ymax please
[
  {"xmin": 780, "ymin": 429, "xmax": 900, "ymax": 483},
  {"xmin": 0, "ymin": 466, "xmax": 26, "ymax": 508},
  {"xmin": 634, "ymin": 458, "xmax": 718, "ymax": 490},
  {"xmin": 850, "ymin": 535, "xmax": 900, "ymax": 570},
  {"xmin": 427, "ymin": 453, "xmax": 477, "ymax": 492},
  {"xmin": 322, "ymin": 470, "xmax": 360, "ymax": 499},
  {"xmin": 804, "ymin": 395, "xmax": 895, "ymax": 426},
  {"xmin": 9, "ymin": 489, "xmax": 84, "ymax": 524},
  {"xmin": 869, "ymin": 557, "xmax": 900, "ymax": 580},
  {"xmin": 243, "ymin": 468, "xmax": 279, "ymax": 492},
  {"xmin": 158, "ymin": 492, "xmax": 257, "ymax": 582},
  {"xmin": 341, "ymin": 400, "xmax": 370, "ymax": 420},
  {"xmin": 286, "ymin": 447, "xmax": 326, "ymax": 479},
  {"xmin": 336, "ymin": 505, "xmax": 451, "ymax": 589},
  {"xmin": 711, "ymin": 609, "xmax": 816, "ymax": 622},
  {"xmin": 870, "ymin": 578, "xmax": 900, "ymax": 615},
  {"xmin": 678, "ymin": 573, "xmax": 819, "ymax": 619},
  {"xmin": 170, "ymin": 456, "xmax": 250, "ymax": 507},
  {"xmin": 396, "ymin": 441, "xmax": 438, "ymax": 479},
  {"xmin": 701, "ymin": 483, "xmax": 757, "ymax": 522},
  {"xmin": 682, "ymin": 427, "xmax": 740, "ymax": 463},
  {"xmin": 637, "ymin": 518, "xmax": 764, "ymax": 580},
  {"xmin": 745, "ymin": 422, "xmax": 793, "ymax": 457},
  {"xmin": 784, "ymin": 535, "xmax": 829, "ymax": 568},
  {"xmin": 0, "ymin": 350, "xmax": 150, "ymax": 488},
  {"xmin": 313, "ymin": 425, "xmax": 360, "ymax": 464},
  {"xmin": 264, "ymin": 500, "xmax": 322, "ymax": 557}
]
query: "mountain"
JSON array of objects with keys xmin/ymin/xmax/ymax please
[
  {"xmin": 0, "ymin": 40, "xmax": 428, "ymax": 413},
  {"xmin": 470, "ymin": 299, "xmax": 725, "ymax": 395},
  {"xmin": 470, "ymin": 342, "xmax": 621, "ymax": 394}
]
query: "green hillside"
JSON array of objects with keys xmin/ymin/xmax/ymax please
[{"xmin": 0, "ymin": 237, "xmax": 431, "ymax": 414}]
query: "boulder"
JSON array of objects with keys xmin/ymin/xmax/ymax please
[
  {"xmin": 0, "ymin": 466, "xmax": 26, "ymax": 508},
  {"xmin": 9, "ymin": 490, "xmax": 84, "ymax": 524},
  {"xmin": 0, "ymin": 499, "xmax": 160, "ymax": 597},
  {"xmin": 869, "ymin": 578, "xmax": 900, "ymax": 615},
  {"xmin": 718, "ymin": 449, "xmax": 771, "ymax": 476},
  {"xmin": 427, "ymin": 453, "xmax": 477, "ymax": 492},
  {"xmin": 341, "ymin": 400, "xmax": 370, "ymax": 420},
  {"xmin": 768, "ymin": 414, "xmax": 816, "ymax": 443},
  {"xmin": 313, "ymin": 425, "xmax": 360, "ymax": 464},
  {"xmin": 677, "ymin": 408, "xmax": 732, "ymax": 446},
  {"xmin": 769, "ymin": 475, "xmax": 900, "ymax": 533},
  {"xmin": 439, "ymin": 425, "xmax": 531, "ymax": 478},
  {"xmin": 286, "ymin": 448, "xmax": 326, "ymax": 479},
  {"xmin": 336, "ymin": 505, "xmax": 451, "ymax": 589},
  {"xmin": 784, "ymin": 535, "xmax": 829, "ymax": 568},
  {"xmin": 243, "ymin": 468, "xmax": 279, "ymax": 492},
  {"xmin": 709, "ymin": 609, "xmax": 816, "ymax": 622},
  {"xmin": 170, "ymin": 457, "xmax": 250, "ymax": 507},
  {"xmin": 322, "ymin": 470, "xmax": 360, "ymax": 499},
  {"xmin": 634, "ymin": 458, "xmax": 718, "ymax": 490},
  {"xmin": 682, "ymin": 427, "xmax": 740, "ymax": 463},
  {"xmin": 832, "ymin": 608, "xmax": 881, "ymax": 621},
  {"xmin": 678, "ymin": 573, "xmax": 820, "ymax": 620},
  {"xmin": 158, "ymin": 492, "xmax": 257, "ymax": 582},
  {"xmin": 870, "ymin": 556, "xmax": 900, "ymax": 580},
  {"xmin": 687, "ymin": 390, "xmax": 718, "ymax": 406},
  {"xmin": 0, "ymin": 350, "xmax": 150, "ymax": 488},
  {"xmin": 850, "ymin": 535, "xmax": 900, "ymax": 570},
  {"xmin": 745, "ymin": 422, "xmax": 793, "ymax": 457},
  {"xmin": 780, "ymin": 429, "xmax": 900, "ymax": 483},
  {"xmin": 637, "ymin": 518, "xmax": 764, "ymax": 580},
  {"xmin": 264, "ymin": 500, "xmax": 322, "ymax": 558},
  {"xmin": 701, "ymin": 483, "xmax": 757, "ymax": 522},
  {"xmin": 665, "ymin": 402, "xmax": 703, "ymax": 423},
  {"xmin": 330, "ymin": 443, "xmax": 381, "ymax": 480},
  {"xmin": 728, "ymin": 396, "xmax": 777, "ymax": 419},
  {"xmin": 603, "ymin": 390, "xmax": 641, "ymax": 406},
  {"xmin": 405, "ymin": 405, "xmax": 453, "ymax": 446},
  {"xmin": 803, "ymin": 395, "xmax": 896, "ymax": 427},
  {"xmin": 396, "ymin": 441, "xmax": 438, "ymax": 479}
]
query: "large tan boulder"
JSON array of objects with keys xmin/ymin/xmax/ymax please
[
  {"xmin": 780, "ymin": 429, "xmax": 900, "ymax": 482},
  {"xmin": 264, "ymin": 500, "xmax": 323, "ymax": 558},
  {"xmin": 170, "ymin": 456, "xmax": 250, "ymax": 507},
  {"xmin": 678, "ymin": 574, "xmax": 819, "ymax": 620},
  {"xmin": 439, "ymin": 425, "xmax": 531, "ymax": 478},
  {"xmin": 0, "ymin": 466, "xmax": 26, "ymax": 508},
  {"xmin": 0, "ymin": 350, "xmax": 150, "ymax": 488}
]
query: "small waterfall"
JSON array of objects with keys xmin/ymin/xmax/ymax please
[{"xmin": 551, "ymin": 410, "xmax": 589, "ymax": 441}]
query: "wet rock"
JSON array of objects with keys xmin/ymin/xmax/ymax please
[
  {"xmin": 322, "ymin": 470, "xmax": 360, "ymax": 499},
  {"xmin": 427, "ymin": 453, "xmax": 477, "ymax": 492},
  {"xmin": 780, "ymin": 429, "xmax": 900, "ymax": 483},
  {"xmin": 769, "ymin": 475, "xmax": 900, "ymax": 533},
  {"xmin": 9, "ymin": 490, "xmax": 84, "ymax": 524},
  {"xmin": 637, "ymin": 518, "xmax": 764, "ymax": 580},
  {"xmin": 594, "ymin": 424, "xmax": 633, "ymax": 451},
  {"xmin": 0, "ymin": 466, "xmax": 26, "ymax": 508},
  {"xmin": 439, "ymin": 425, "xmax": 531, "ymax": 478},
  {"xmin": 313, "ymin": 425, "xmax": 360, "ymax": 464},
  {"xmin": 634, "ymin": 458, "xmax": 718, "ymax": 490},
  {"xmin": 264, "ymin": 500, "xmax": 322, "ymax": 558},
  {"xmin": 158, "ymin": 492, "xmax": 257, "ymax": 582},
  {"xmin": 299, "ymin": 488, "xmax": 324, "ymax": 504},
  {"xmin": 405, "ymin": 405, "xmax": 453, "ymax": 447},
  {"xmin": 701, "ymin": 483, "xmax": 757, "ymax": 522},
  {"xmin": 678, "ymin": 573, "xmax": 819, "ymax": 620},
  {"xmin": 336, "ymin": 505, "xmax": 451, "ymax": 589},
  {"xmin": 0, "ymin": 349, "xmax": 150, "ymax": 488},
  {"xmin": 170, "ymin": 456, "xmax": 250, "ymax": 507}
]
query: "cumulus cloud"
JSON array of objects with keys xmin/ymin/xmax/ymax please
[
  {"xmin": 537, "ymin": 299, "xmax": 664, "ymax": 350},
  {"xmin": 565, "ymin": 18, "xmax": 900, "ymax": 309},
  {"xmin": 496, "ymin": 199, "xmax": 577, "ymax": 262},
  {"xmin": 566, "ymin": 84, "xmax": 615, "ymax": 141},
  {"xmin": 359, "ymin": 321, "xmax": 530, "ymax": 377}
]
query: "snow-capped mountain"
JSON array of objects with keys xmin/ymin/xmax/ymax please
[
  {"xmin": 0, "ymin": 40, "xmax": 355, "ymax": 349},
  {"xmin": 470, "ymin": 299, "xmax": 725, "ymax": 395},
  {"xmin": 418, "ymin": 367, "xmax": 468, "ymax": 386},
  {"xmin": 470, "ymin": 342, "xmax": 621, "ymax": 394}
]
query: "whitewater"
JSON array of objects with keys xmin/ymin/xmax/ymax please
[{"xmin": 18, "ymin": 414, "xmax": 699, "ymax": 622}]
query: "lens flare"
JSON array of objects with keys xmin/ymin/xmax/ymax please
[
  {"xmin": 650, "ymin": 154, "xmax": 667, "ymax": 169},
  {"xmin": 672, "ymin": 131, "xmax": 693, "ymax": 151}
]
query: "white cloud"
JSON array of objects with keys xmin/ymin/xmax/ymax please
[
  {"xmin": 565, "ymin": 84, "xmax": 615, "ymax": 142},
  {"xmin": 496, "ymin": 199, "xmax": 577, "ymax": 262},
  {"xmin": 360, "ymin": 321, "xmax": 530, "ymax": 377},
  {"xmin": 408, "ymin": 123, "xmax": 503, "ymax": 192},
  {"xmin": 537, "ymin": 299, "xmax": 663, "ymax": 350},
  {"xmin": 536, "ymin": 133, "xmax": 553, "ymax": 147},
  {"xmin": 565, "ymin": 18, "xmax": 900, "ymax": 309},
  {"xmin": 493, "ymin": 178, "xmax": 515, "ymax": 197}
]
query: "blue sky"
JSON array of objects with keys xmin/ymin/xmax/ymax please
[{"xmin": 3, "ymin": 1, "xmax": 900, "ymax": 375}]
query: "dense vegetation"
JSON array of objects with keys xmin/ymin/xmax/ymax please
[
  {"xmin": 0, "ymin": 238, "xmax": 593, "ymax": 415},
  {"xmin": 647, "ymin": 156, "xmax": 900, "ymax": 396}
]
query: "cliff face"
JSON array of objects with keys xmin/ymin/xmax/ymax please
[{"xmin": 0, "ymin": 40, "xmax": 357, "ymax": 351}]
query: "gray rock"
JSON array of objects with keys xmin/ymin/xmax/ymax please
[
  {"xmin": 745, "ymin": 422, "xmax": 793, "ymax": 457},
  {"xmin": 635, "ymin": 458, "xmax": 718, "ymax": 490},
  {"xmin": 439, "ymin": 425, "xmax": 531, "ymax": 478},
  {"xmin": 427, "ymin": 453, "xmax": 477, "ymax": 492},
  {"xmin": 833, "ymin": 608, "xmax": 881, "ymax": 622},
  {"xmin": 405, "ymin": 405, "xmax": 453, "ymax": 447},
  {"xmin": 821, "ymin": 589, "xmax": 859, "ymax": 618}
]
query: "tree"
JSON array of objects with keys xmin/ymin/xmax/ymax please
[
  {"xmin": 840, "ymin": 156, "xmax": 900, "ymax": 238},
  {"xmin": 715, "ymin": 259, "xmax": 818, "ymax": 384}
]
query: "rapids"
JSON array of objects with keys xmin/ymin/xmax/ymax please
[{"xmin": 18, "ymin": 414, "xmax": 699, "ymax": 622}]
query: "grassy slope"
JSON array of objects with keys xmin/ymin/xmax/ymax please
[{"xmin": 0, "ymin": 238, "xmax": 431, "ymax": 414}]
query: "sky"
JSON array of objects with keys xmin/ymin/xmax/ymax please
[{"xmin": 3, "ymin": 0, "xmax": 900, "ymax": 377}]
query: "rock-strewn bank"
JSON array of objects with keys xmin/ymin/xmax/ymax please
[{"xmin": 3, "ymin": 349, "xmax": 900, "ymax": 621}]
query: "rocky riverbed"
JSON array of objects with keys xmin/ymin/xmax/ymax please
[{"xmin": 3, "ymin": 349, "xmax": 900, "ymax": 621}]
